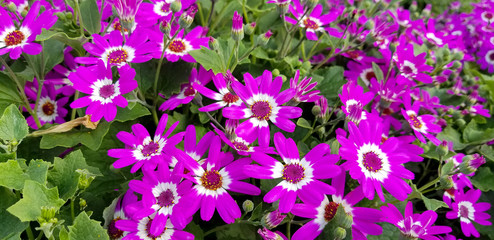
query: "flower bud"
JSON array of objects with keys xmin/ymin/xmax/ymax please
[
  {"xmin": 8, "ymin": 3, "xmax": 17, "ymax": 13},
  {"xmin": 80, "ymin": 198, "xmax": 87, "ymax": 210},
  {"xmin": 209, "ymin": 37, "xmax": 220, "ymax": 51},
  {"xmin": 65, "ymin": 12, "xmax": 73, "ymax": 20},
  {"xmin": 440, "ymin": 175, "xmax": 454, "ymax": 189},
  {"xmin": 262, "ymin": 209, "xmax": 286, "ymax": 229},
  {"xmin": 304, "ymin": 0, "xmax": 319, "ymax": 10},
  {"xmin": 436, "ymin": 140, "xmax": 450, "ymax": 158},
  {"xmin": 121, "ymin": 20, "xmax": 135, "ymax": 33},
  {"xmin": 180, "ymin": 4, "xmax": 197, "ymax": 28},
  {"xmin": 455, "ymin": 118, "xmax": 466, "ymax": 128},
  {"xmin": 334, "ymin": 227, "xmax": 347, "ymax": 240},
  {"xmin": 312, "ymin": 105, "xmax": 322, "ymax": 117},
  {"xmin": 450, "ymin": 61, "xmax": 462, "ymax": 70},
  {"xmin": 245, "ymin": 22, "xmax": 256, "ymax": 35},
  {"xmin": 232, "ymin": 11, "xmax": 244, "ymax": 41},
  {"xmin": 160, "ymin": 20, "xmax": 171, "ymax": 35},
  {"xmin": 39, "ymin": 206, "xmax": 57, "ymax": 223},
  {"xmin": 335, "ymin": 206, "xmax": 353, "ymax": 229},
  {"xmin": 77, "ymin": 169, "xmax": 96, "ymax": 190},
  {"xmin": 257, "ymin": 30, "xmax": 273, "ymax": 47},
  {"xmin": 21, "ymin": 9, "xmax": 28, "ymax": 17},
  {"xmin": 452, "ymin": 51, "xmax": 464, "ymax": 61},
  {"xmin": 258, "ymin": 228, "xmax": 285, "ymax": 240},
  {"xmin": 459, "ymin": 154, "xmax": 486, "ymax": 175},
  {"xmin": 171, "ymin": 0, "xmax": 182, "ymax": 13},
  {"xmin": 242, "ymin": 200, "xmax": 254, "ymax": 213}
]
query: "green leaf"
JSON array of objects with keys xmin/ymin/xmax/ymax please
[
  {"xmin": 422, "ymin": 196, "xmax": 448, "ymax": 211},
  {"xmin": 463, "ymin": 120, "xmax": 494, "ymax": 145},
  {"xmin": 0, "ymin": 104, "xmax": 28, "ymax": 142},
  {"xmin": 114, "ymin": 103, "xmax": 151, "ymax": 122},
  {"xmin": 216, "ymin": 223, "xmax": 256, "ymax": 240},
  {"xmin": 372, "ymin": 62, "xmax": 384, "ymax": 81},
  {"xmin": 0, "ymin": 73, "xmax": 22, "ymax": 113},
  {"xmin": 248, "ymin": 202, "xmax": 263, "ymax": 221},
  {"xmin": 0, "ymin": 160, "xmax": 29, "ymax": 190},
  {"xmin": 184, "ymin": 222, "xmax": 204, "ymax": 240},
  {"xmin": 189, "ymin": 47, "xmax": 225, "ymax": 74},
  {"xmin": 0, "ymin": 152, "xmax": 16, "ymax": 163},
  {"xmin": 26, "ymin": 159, "xmax": 51, "ymax": 185},
  {"xmin": 471, "ymin": 167, "xmax": 494, "ymax": 192},
  {"xmin": 7, "ymin": 180, "xmax": 65, "ymax": 222},
  {"xmin": 296, "ymin": 118, "xmax": 312, "ymax": 129},
  {"xmin": 313, "ymin": 66, "xmax": 345, "ymax": 105},
  {"xmin": 40, "ymin": 121, "xmax": 111, "ymax": 150},
  {"xmin": 436, "ymin": 126, "xmax": 468, "ymax": 150},
  {"xmin": 79, "ymin": 0, "xmax": 102, "ymax": 34},
  {"xmin": 367, "ymin": 222, "xmax": 402, "ymax": 240},
  {"xmin": 159, "ymin": 61, "xmax": 193, "ymax": 98},
  {"xmin": 68, "ymin": 212, "xmax": 109, "ymax": 240},
  {"xmin": 48, "ymin": 150, "xmax": 101, "ymax": 200},
  {"xmin": 479, "ymin": 145, "xmax": 494, "ymax": 162},
  {"xmin": 24, "ymin": 39, "xmax": 64, "ymax": 79},
  {"xmin": 0, "ymin": 187, "xmax": 28, "ymax": 239},
  {"xmin": 36, "ymin": 29, "xmax": 85, "ymax": 56}
]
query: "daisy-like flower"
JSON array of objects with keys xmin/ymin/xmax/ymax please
[
  {"xmin": 69, "ymin": 60, "xmax": 138, "ymax": 122},
  {"xmin": 289, "ymin": 70, "xmax": 320, "ymax": 103},
  {"xmin": 24, "ymin": 79, "xmax": 69, "ymax": 129},
  {"xmin": 128, "ymin": 163, "xmax": 191, "ymax": 236},
  {"xmin": 337, "ymin": 119, "xmax": 423, "ymax": 202},
  {"xmin": 176, "ymin": 135, "xmax": 261, "ymax": 224},
  {"xmin": 394, "ymin": 40, "xmax": 434, "ymax": 85},
  {"xmin": 154, "ymin": 26, "xmax": 209, "ymax": 62},
  {"xmin": 338, "ymin": 82, "xmax": 374, "ymax": 125},
  {"xmin": 401, "ymin": 95, "xmax": 442, "ymax": 145},
  {"xmin": 136, "ymin": 0, "xmax": 193, "ymax": 27},
  {"xmin": 106, "ymin": 190, "xmax": 138, "ymax": 240},
  {"xmin": 0, "ymin": 1, "xmax": 57, "ymax": 59},
  {"xmin": 193, "ymin": 73, "xmax": 242, "ymax": 112},
  {"xmin": 108, "ymin": 0, "xmax": 143, "ymax": 30},
  {"xmin": 214, "ymin": 120, "xmax": 276, "ymax": 156},
  {"xmin": 245, "ymin": 132, "xmax": 341, "ymax": 213},
  {"xmin": 108, "ymin": 114, "xmax": 184, "ymax": 173},
  {"xmin": 291, "ymin": 171, "xmax": 382, "ymax": 240},
  {"xmin": 258, "ymin": 227, "xmax": 288, "ymax": 240},
  {"xmin": 285, "ymin": 0, "xmax": 337, "ymax": 41},
  {"xmin": 116, "ymin": 213, "xmax": 194, "ymax": 240},
  {"xmin": 381, "ymin": 201, "xmax": 452, "ymax": 239},
  {"xmin": 76, "ymin": 29, "xmax": 156, "ymax": 67},
  {"xmin": 159, "ymin": 66, "xmax": 213, "ymax": 111},
  {"xmin": 446, "ymin": 188, "xmax": 492, "ymax": 238},
  {"xmin": 169, "ymin": 125, "xmax": 215, "ymax": 168},
  {"xmin": 222, "ymin": 70, "xmax": 302, "ymax": 147}
]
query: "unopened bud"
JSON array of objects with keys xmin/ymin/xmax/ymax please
[
  {"xmin": 160, "ymin": 20, "xmax": 171, "ymax": 35},
  {"xmin": 258, "ymin": 227, "xmax": 284, "ymax": 240},
  {"xmin": 77, "ymin": 169, "xmax": 96, "ymax": 190},
  {"xmin": 436, "ymin": 141, "xmax": 449, "ymax": 157},
  {"xmin": 450, "ymin": 61, "xmax": 462, "ymax": 69},
  {"xmin": 272, "ymin": 69, "xmax": 280, "ymax": 77},
  {"xmin": 80, "ymin": 198, "xmax": 87, "ymax": 209},
  {"xmin": 304, "ymin": 0, "xmax": 319, "ymax": 10},
  {"xmin": 55, "ymin": 12, "xmax": 66, "ymax": 21},
  {"xmin": 334, "ymin": 227, "xmax": 347, "ymax": 240},
  {"xmin": 312, "ymin": 105, "xmax": 322, "ymax": 117},
  {"xmin": 335, "ymin": 206, "xmax": 353, "ymax": 229},
  {"xmin": 440, "ymin": 175, "xmax": 454, "ymax": 189},
  {"xmin": 242, "ymin": 200, "xmax": 254, "ymax": 213},
  {"xmin": 121, "ymin": 20, "xmax": 135, "ymax": 33},
  {"xmin": 257, "ymin": 30, "xmax": 273, "ymax": 46},
  {"xmin": 65, "ymin": 12, "xmax": 73, "ymax": 20},
  {"xmin": 232, "ymin": 11, "xmax": 244, "ymax": 41},
  {"xmin": 452, "ymin": 51, "xmax": 464, "ymax": 61},
  {"xmin": 455, "ymin": 118, "xmax": 466, "ymax": 128},
  {"xmin": 459, "ymin": 154, "xmax": 486, "ymax": 175},
  {"xmin": 262, "ymin": 210, "xmax": 286, "ymax": 229},
  {"xmin": 209, "ymin": 37, "xmax": 220, "ymax": 51},
  {"xmin": 171, "ymin": 0, "xmax": 182, "ymax": 12},
  {"xmin": 245, "ymin": 22, "xmax": 256, "ymax": 35},
  {"xmin": 39, "ymin": 206, "xmax": 57, "ymax": 223},
  {"xmin": 8, "ymin": 3, "xmax": 17, "ymax": 12}
]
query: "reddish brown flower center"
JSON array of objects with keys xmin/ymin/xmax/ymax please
[
  {"xmin": 157, "ymin": 189, "xmax": 174, "ymax": 207},
  {"xmin": 402, "ymin": 66, "xmax": 414, "ymax": 75},
  {"xmin": 142, "ymin": 141, "xmax": 160, "ymax": 156},
  {"xmin": 145, "ymin": 219, "xmax": 160, "ymax": 239},
  {"xmin": 161, "ymin": 2, "xmax": 171, "ymax": 13},
  {"xmin": 184, "ymin": 86, "xmax": 196, "ymax": 96},
  {"xmin": 459, "ymin": 205, "xmax": 469, "ymax": 218},
  {"xmin": 201, "ymin": 170, "xmax": 223, "ymax": 190},
  {"xmin": 108, "ymin": 49, "xmax": 128, "ymax": 64},
  {"xmin": 303, "ymin": 18, "xmax": 319, "ymax": 30},
  {"xmin": 251, "ymin": 101, "xmax": 272, "ymax": 120},
  {"xmin": 408, "ymin": 114, "xmax": 422, "ymax": 129},
  {"xmin": 362, "ymin": 152, "xmax": 383, "ymax": 172},
  {"xmin": 99, "ymin": 84, "xmax": 116, "ymax": 98},
  {"xmin": 282, "ymin": 163, "xmax": 305, "ymax": 183},
  {"xmin": 5, "ymin": 30, "xmax": 25, "ymax": 46},
  {"xmin": 168, "ymin": 40, "xmax": 186, "ymax": 53},
  {"xmin": 324, "ymin": 202, "xmax": 339, "ymax": 222},
  {"xmin": 489, "ymin": 52, "xmax": 494, "ymax": 61},
  {"xmin": 365, "ymin": 71, "xmax": 376, "ymax": 82},
  {"xmin": 233, "ymin": 141, "xmax": 249, "ymax": 151},
  {"xmin": 42, "ymin": 102, "xmax": 55, "ymax": 116},
  {"xmin": 108, "ymin": 217, "xmax": 124, "ymax": 239},
  {"xmin": 484, "ymin": 12, "xmax": 493, "ymax": 20},
  {"xmin": 223, "ymin": 92, "xmax": 239, "ymax": 104}
]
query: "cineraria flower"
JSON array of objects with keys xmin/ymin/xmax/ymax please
[
  {"xmin": 337, "ymin": 119, "xmax": 423, "ymax": 201},
  {"xmin": 285, "ymin": 1, "xmax": 337, "ymax": 41},
  {"xmin": 289, "ymin": 70, "xmax": 320, "ymax": 103},
  {"xmin": 446, "ymin": 188, "xmax": 492, "ymax": 238},
  {"xmin": 106, "ymin": 190, "xmax": 138, "ymax": 240},
  {"xmin": 108, "ymin": 0, "xmax": 143, "ymax": 30},
  {"xmin": 401, "ymin": 95, "xmax": 442, "ymax": 145},
  {"xmin": 369, "ymin": 74, "xmax": 406, "ymax": 103},
  {"xmin": 24, "ymin": 79, "xmax": 69, "ymax": 129},
  {"xmin": 136, "ymin": 0, "xmax": 193, "ymax": 27},
  {"xmin": 232, "ymin": 11, "xmax": 244, "ymax": 41},
  {"xmin": 169, "ymin": 125, "xmax": 215, "ymax": 168},
  {"xmin": 263, "ymin": 209, "xmax": 286, "ymax": 229},
  {"xmin": 266, "ymin": 0, "xmax": 290, "ymax": 15},
  {"xmin": 116, "ymin": 213, "xmax": 194, "ymax": 240},
  {"xmin": 0, "ymin": 1, "xmax": 57, "ymax": 59},
  {"xmin": 76, "ymin": 29, "xmax": 156, "ymax": 67},
  {"xmin": 108, "ymin": 114, "xmax": 184, "ymax": 173},
  {"xmin": 246, "ymin": 132, "xmax": 341, "ymax": 213},
  {"xmin": 381, "ymin": 201, "xmax": 452, "ymax": 239},
  {"xmin": 154, "ymin": 26, "xmax": 209, "ymax": 62},
  {"xmin": 258, "ymin": 228, "xmax": 288, "ymax": 240},
  {"xmin": 291, "ymin": 171, "xmax": 382, "ymax": 240},
  {"xmin": 223, "ymin": 70, "xmax": 302, "ymax": 147},
  {"xmin": 394, "ymin": 40, "xmax": 434, "ymax": 85},
  {"xmin": 128, "ymin": 163, "xmax": 191, "ymax": 235},
  {"xmin": 176, "ymin": 135, "xmax": 261, "ymax": 223},
  {"xmin": 193, "ymin": 73, "xmax": 242, "ymax": 112},
  {"xmin": 338, "ymin": 82, "xmax": 374, "ymax": 125},
  {"xmin": 159, "ymin": 66, "xmax": 213, "ymax": 111},
  {"xmin": 69, "ymin": 61, "xmax": 138, "ymax": 122}
]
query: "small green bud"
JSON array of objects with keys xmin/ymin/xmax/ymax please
[
  {"xmin": 21, "ymin": 10, "xmax": 28, "ymax": 17},
  {"xmin": 440, "ymin": 160, "xmax": 455, "ymax": 176},
  {"xmin": 171, "ymin": 0, "xmax": 182, "ymax": 13},
  {"xmin": 335, "ymin": 206, "xmax": 353, "ymax": 229},
  {"xmin": 334, "ymin": 227, "xmax": 347, "ymax": 240},
  {"xmin": 440, "ymin": 175, "xmax": 454, "ymax": 189},
  {"xmin": 455, "ymin": 118, "xmax": 466, "ymax": 128},
  {"xmin": 121, "ymin": 20, "xmax": 135, "ymax": 33},
  {"xmin": 65, "ymin": 12, "xmax": 73, "ymax": 20},
  {"xmin": 242, "ymin": 200, "xmax": 254, "ymax": 213},
  {"xmin": 159, "ymin": 20, "xmax": 171, "ymax": 35},
  {"xmin": 39, "ymin": 206, "xmax": 57, "ymax": 223},
  {"xmin": 8, "ymin": 3, "xmax": 17, "ymax": 13},
  {"xmin": 450, "ymin": 61, "xmax": 462, "ymax": 70},
  {"xmin": 312, "ymin": 105, "xmax": 322, "ymax": 117},
  {"xmin": 436, "ymin": 142, "xmax": 449, "ymax": 158},
  {"xmin": 244, "ymin": 22, "xmax": 256, "ymax": 35},
  {"xmin": 209, "ymin": 37, "xmax": 220, "ymax": 51},
  {"xmin": 452, "ymin": 51, "xmax": 464, "ymax": 61},
  {"xmin": 272, "ymin": 69, "xmax": 280, "ymax": 77},
  {"xmin": 77, "ymin": 169, "xmax": 96, "ymax": 190},
  {"xmin": 79, "ymin": 198, "xmax": 87, "ymax": 210}
]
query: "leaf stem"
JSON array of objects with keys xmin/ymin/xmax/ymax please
[
  {"xmin": 26, "ymin": 225, "xmax": 35, "ymax": 240},
  {"xmin": 418, "ymin": 176, "xmax": 440, "ymax": 192}
]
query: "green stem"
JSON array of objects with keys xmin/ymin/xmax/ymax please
[
  {"xmin": 204, "ymin": 220, "xmax": 254, "ymax": 236},
  {"xmin": 226, "ymin": 41, "xmax": 238, "ymax": 70},
  {"xmin": 196, "ymin": 2, "xmax": 206, "ymax": 27},
  {"xmin": 286, "ymin": 214, "xmax": 293, "ymax": 240},
  {"xmin": 35, "ymin": 231, "xmax": 44, "ymax": 240},
  {"xmin": 71, "ymin": 198, "xmax": 75, "ymax": 222},
  {"xmin": 418, "ymin": 176, "xmax": 440, "ymax": 192},
  {"xmin": 241, "ymin": 0, "xmax": 250, "ymax": 23},
  {"xmin": 26, "ymin": 225, "xmax": 35, "ymax": 240},
  {"xmin": 305, "ymin": 34, "xmax": 323, "ymax": 61},
  {"xmin": 71, "ymin": 91, "xmax": 80, "ymax": 120},
  {"xmin": 207, "ymin": 0, "xmax": 216, "ymax": 27},
  {"xmin": 230, "ymin": 44, "xmax": 257, "ymax": 71},
  {"xmin": 311, "ymin": 24, "xmax": 350, "ymax": 73}
]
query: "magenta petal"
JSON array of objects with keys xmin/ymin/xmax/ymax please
[
  {"xmin": 22, "ymin": 43, "xmax": 42, "ymax": 55},
  {"xmin": 292, "ymin": 220, "xmax": 322, "ymax": 240},
  {"xmin": 200, "ymin": 195, "xmax": 216, "ymax": 221}
]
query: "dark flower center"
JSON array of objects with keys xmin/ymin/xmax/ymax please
[
  {"xmin": 184, "ymin": 86, "xmax": 196, "ymax": 96},
  {"xmin": 362, "ymin": 151, "xmax": 383, "ymax": 172},
  {"xmin": 113, "ymin": 21, "xmax": 128, "ymax": 32},
  {"xmin": 99, "ymin": 84, "xmax": 116, "ymax": 98},
  {"xmin": 303, "ymin": 18, "xmax": 319, "ymax": 30},
  {"xmin": 408, "ymin": 114, "xmax": 422, "ymax": 129},
  {"xmin": 282, "ymin": 163, "xmax": 305, "ymax": 183},
  {"xmin": 484, "ymin": 12, "xmax": 493, "ymax": 20},
  {"xmin": 324, "ymin": 202, "xmax": 339, "ymax": 222},
  {"xmin": 157, "ymin": 189, "xmax": 174, "ymax": 207},
  {"xmin": 347, "ymin": 51, "xmax": 360, "ymax": 59},
  {"xmin": 488, "ymin": 52, "xmax": 494, "ymax": 61},
  {"xmin": 223, "ymin": 92, "xmax": 239, "ymax": 104},
  {"xmin": 233, "ymin": 141, "xmax": 249, "ymax": 151},
  {"xmin": 365, "ymin": 71, "xmax": 376, "ymax": 82},
  {"xmin": 142, "ymin": 141, "xmax": 160, "ymax": 156},
  {"xmin": 145, "ymin": 219, "xmax": 160, "ymax": 239},
  {"xmin": 108, "ymin": 49, "xmax": 128, "ymax": 65},
  {"xmin": 402, "ymin": 65, "xmax": 414, "ymax": 75},
  {"xmin": 168, "ymin": 40, "xmax": 186, "ymax": 53},
  {"xmin": 108, "ymin": 218, "xmax": 124, "ymax": 239},
  {"xmin": 42, "ymin": 102, "xmax": 55, "ymax": 116},
  {"xmin": 251, "ymin": 101, "xmax": 272, "ymax": 120},
  {"xmin": 5, "ymin": 30, "xmax": 25, "ymax": 46},
  {"xmin": 380, "ymin": 135, "xmax": 388, "ymax": 144},
  {"xmin": 459, "ymin": 205, "xmax": 469, "ymax": 218},
  {"xmin": 161, "ymin": 2, "xmax": 171, "ymax": 13},
  {"xmin": 201, "ymin": 170, "xmax": 223, "ymax": 190}
]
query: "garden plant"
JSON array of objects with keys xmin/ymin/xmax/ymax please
[{"xmin": 0, "ymin": 0, "xmax": 493, "ymax": 239}]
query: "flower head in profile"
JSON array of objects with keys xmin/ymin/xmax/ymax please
[
  {"xmin": 339, "ymin": 82, "xmax": 374, "ymax": 125},
  {"xmin": 285, "ymin": 0, "xmax": 337, "ymax": 41},
  {"xmin": 153, "ymin": 26, "xmax": 209, "ymax": 62},
  {"xmin": 381, "ymin": 201, "xmax": 452, "ymax": 239},
  {"xmin": 289, "ymin": 70, "xmax": 320, "ymax": 103},
  {"xmin": 193, "ymin": 73, "xmax": 242, "ymax": 112},
  {"xmin": 222, "ymin": 70, "xmax": 302, "ymax": 147},
  {"xmin": 337, "ymin": 119, "xmax": 423, "ymax": 202},
  {"xmin": 0, "ymin": 1, "xmax": 57, "ymax": 59},
  {"xmin": 446, "ymin": 188, "xmax": 492, "ymax": 238},
  {"xmin": 394, "ymin": 39, "xmax": 433, "ymax": 85},
  {"xmin": 109, "ymin": 0, "xmax": 143, "ymax": 30},
  {"xmin": 69, "ymin": 60, "xmax": 137, "ymax": 122},
  {"xmin": 401, "ymin": 95, "xmax": 442, "ymax": 145},
  {"xmin": 245, "ymin": 132, "xmax": 341, "ymax": 213},
  {"xmin": 232, "ymin": 11, "xmax": 244, "ymax": 41},
  {"xmin": 108, "ymin": 114, "xmax": 184, "ymax": 173}
]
